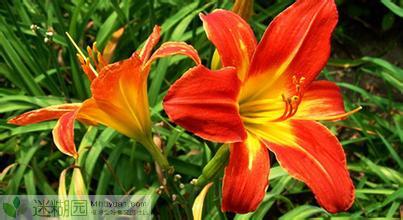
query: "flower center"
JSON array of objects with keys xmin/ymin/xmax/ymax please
[{"xmin": 238, "ymin": 75, "xmax": 305, "ymax": 126}]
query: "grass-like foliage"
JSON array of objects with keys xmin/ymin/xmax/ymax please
[{"xmin": 0, "ymin": 0, "xmax": 402, "ymax": 219}]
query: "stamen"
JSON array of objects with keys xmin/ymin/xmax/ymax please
[
  {"xmin": 281, "ymin": 95, "xmax": 289, "ymax": 117},
  {"xmin": 76, "ymin": 53, "xmax": 84, "ymax": 64},
  {"xmin": 97, "ymin": 53, "xmax": 107, "ymax": 69},
  {"xmin": 297, "ymin": 106, "xmax": 363, "ymax": 121},
  {"xmin": 299, "ymin": 76, "xmax": 306, "ymax": 84},
  {"xmin": 65, "ymin": 32, "xmax": 98, "ymax": 77},
  {"xmin": 66, "ymin": 32, "xmax": 86, "ymax": 59},
  {"xmin": 93, "ymin": 42, "xmax": 99, "ymax": 54},
  {"xmin": 87, "ymin": 45, "xmax": 99, "ymax": 68},
  {"xmin": 268, "ymin": 75, "xmax": 304, "ymax": 121},
  {"xmin": 86, "ymin": 45, "xmax": 92, "ymax": 58},
  {"xmin": 240, "ymin": 75, "xmax": 309, "ymax": 125},
  {"xmin": 292, "ymin": 75, "xmax": 297, "ymax": 84}
]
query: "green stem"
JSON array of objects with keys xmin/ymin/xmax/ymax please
[
  {"xmin": 140, "ymin": 137, "xmax": 170, "ymax": 171},
  {"xmin": 196, "ymin": 144, "xmax": 230, "ymax": 188}
]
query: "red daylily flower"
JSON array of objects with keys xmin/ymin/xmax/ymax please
[
  {"xmin": 163, "ymin": 1, "xmax": 359, "ymax": 214},
  {"xmin": 8, "ymin": 26, "xmax": 200, "ymax": 162}
]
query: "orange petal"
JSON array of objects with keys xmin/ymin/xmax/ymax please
[
  {"xmin": 138, "ymin": 25, "xmax": 161, "ymax": 63},
  {"xmin": 264, "ymin": 120, "xmax": 355, "ymax": 213},
  {"xmin": 79, "ymin": 98, "xmax": 136, "ymax": 139},
  {"xmin": 200, "ymin": 9, "xmax": 257, "ymax": 81},
  {"xmin": 145, "ymin": 42, "xmax": 201, "ymax": 70},
  {"xmin": 103, "ymin": 27, "xmax": 125, "ymax": 63},
  {"xmin": 232, "ymin": 0, "xmax": 254, "ymax": 20},
  {"xmin": 222, "ymin": 133, "xmax": 269, "ymax": 213},
  {"xmin": 293, "ymin": 80, "xmax": 345, "ymax": 120},
  {"xmin": 8, "ymin": 103, "xmax": 82, "ymax": 126},
  {"xmin": 163, "ymin": 65, "xmax": 246, "ymax": 143},
  {"xmin": 52, "ymin": 110, "xmax": 79, "ymax": 159},
  {"xmin": 90, "ymin": 55, "xmax": 152, "ymax": 140},
  {"xmin": 247, "ymin": 0, "xmax": 338, "ymax": 97}
]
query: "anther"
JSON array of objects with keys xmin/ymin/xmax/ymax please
[
  {"xmin": 93, "ymin": 42, "xmax": 99, "ymax": 53},
  {"xmin": 76, "ymin": 54, "xmax": 84, "ymax": 64},
  {"xmin": 86, "ymin": 46, "xmax": 92, "ymax": 57},
  {"xmin": 292, "ymin": 75, "xmax": 297, "ymax": 84}
]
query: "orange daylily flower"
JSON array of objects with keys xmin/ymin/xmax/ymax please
[
  {"xmin": 163, "ymin": 1, "xmax": 359, "ymax": 214},
  {"xmin": 8, "ymin": 26, "xmax": 200, "ymax": 168}
]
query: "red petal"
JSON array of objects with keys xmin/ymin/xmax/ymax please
[
  {"xmin": 145, "ymin": 41, "xmax": 201, "ymax": 69},
  {"xmin": 200, "ymin": 9, "xmax": 257, "ymax": 81},
  {"xmin": 265, "ymin": 120, "xmax": 355, "ymax": 213},
  {"xmin": 138, "ymin": 25, "xmax": 161, "ymax": 63},
  {"xmin": 8, "ymin": 103, "xmax": 81, "ymax": 126},
  {"xmin": 294, "ymin": 80, "xmax": 346, "ymax": 120},
  {"xmin": 249, "ymin": 0, "xmax": 338, "ymax": 90},
  {"xmin": 163, "ymin": 65, "xmax": 246, "ymax": 143},
  {"xmin": 52, "ymin": 110, "xmax": 79, "ymax": 159},
  {"xmin": 222, "ymin": 133, "xmax": 269, "ymax": 213}
]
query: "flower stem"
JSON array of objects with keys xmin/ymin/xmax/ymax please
[
  {"xmin": 141, "ymin": 137, "xmax": 171, "ymax": 171},
  {"xmin": 196, "ymin": 144, "xmax": 230, "ymax": 188}
]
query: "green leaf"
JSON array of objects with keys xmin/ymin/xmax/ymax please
[
  {"xmin": 377, "ymin": 132, "xmax": 403, "ymax": 170},
  {"xmin": 362, "ymin": 56, "xmax": 403, "ymax": 92},
  {"xmin": 279, "ymin": 205, "xmax": 327, "ymax": 219},
  {"xmin": 381, "ymin": 0, "xmax": 403, "ymax": 17},
  {"xmin": 12, "ymin": 197, "xmax": 20, "ymax": 209},
  {"xmin": 3, "ymin": 203, "xmax": 16, "ymax": 218}
]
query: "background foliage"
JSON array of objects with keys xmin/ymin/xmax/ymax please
[{"xmin": 0, "ymin": 0, "xmax": 402, "ymax": 219}]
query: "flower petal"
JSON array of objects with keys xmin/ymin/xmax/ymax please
[
  {"xmin": 264, "ymin": 120, "xmax": 355, "ymax": 213},
  {"xmin": 138, "ymin": 25, "xmax": 161, "ymax": 63},
  {"xmin": 52, "ymin": 110, "xmax": 79, "ymax": 159},
  {"xmin": 91, "ymin": 55, "xmax": 152, "ymax": 140},
  {"xmin": 78, "ymin": 99, "xmax": 135, "ymax": 138},
  {"xmin": 192, "ymin": 182, "xmax": 213, "ymax": 220},
  {"xmin": 200, "ymin": 9, "xmax": 257, "ymax": 81},
  {"xmin": 103, "ymin": 27, "xmax": 125, "ymax": 63},
  {"xmin": 293, "ymin": 80, "xmax": 346, "ymax": 120},
  {"xmin": 222, "ymin": 133, "xmax": 269, "ymax": 213},
  {"xmin": 294, "ymin": 80, "xmax": 361, "ymax": 120},
  {"xmin": 163, "ymin": 65, "xmax": 246, "ymax": 143},
  {"xmin": 145, "ymin": 41, "xmax": 201, "ymax": 69},
  {"xmin": 232, "ymin": 0, "xmax": 254, "ymax": 20},
  {"xmin": 8, "ymin": 103, "xmax": 81, "ymax": 126},
  {"xmin": 246, "ymin": 0, "xmax": 338, "ymax": 98}
]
